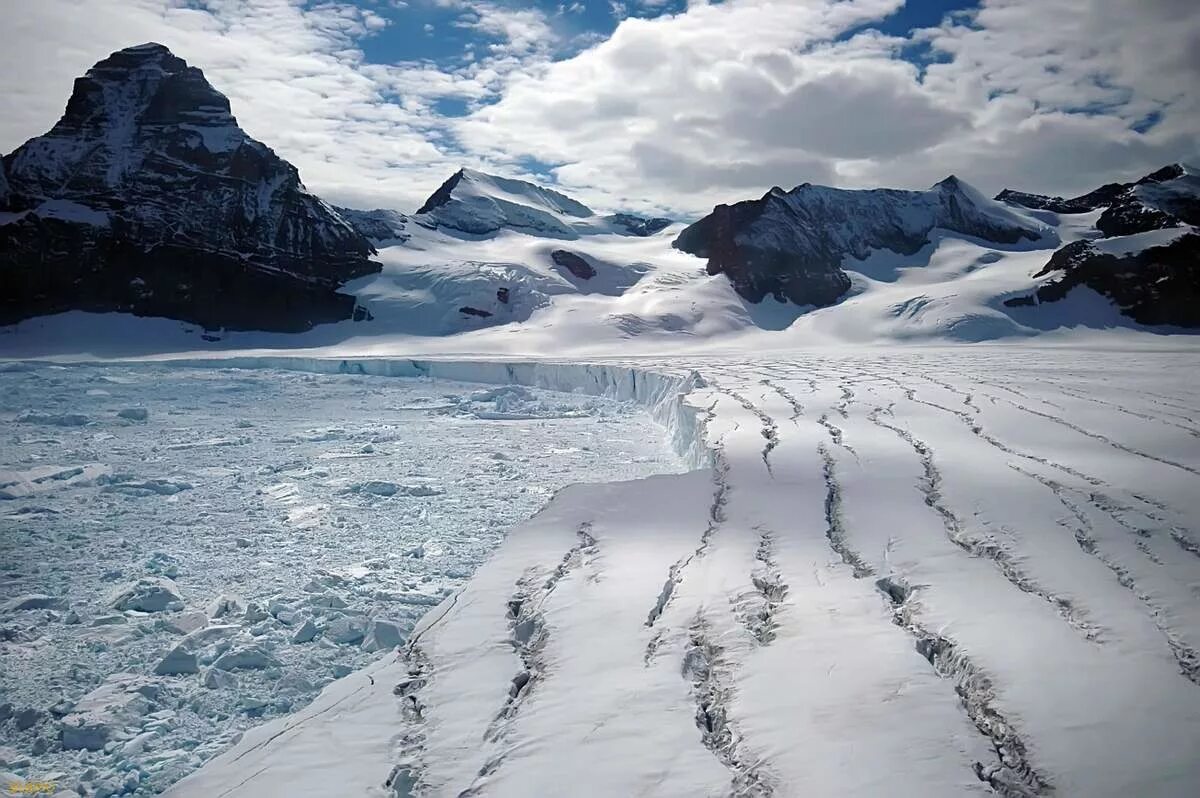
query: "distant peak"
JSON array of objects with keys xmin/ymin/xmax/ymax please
[
  {"xmin": 1138, "ymin": 163, "xmax": 1186, "ymax": 184},
  {"xmin": 934, "ymin": 174, "xmax": 962, "ymax": 190},
  {"xmin": 98, "ymin": 42, "xmax": 180, "ymax": 66},
  {"xmin": 122, "ymin": 42, "xmax": 172, "ymax": 54},
  {"xmin": 416, "ymin": 169, "xmax": 466, "ymax": 215}
]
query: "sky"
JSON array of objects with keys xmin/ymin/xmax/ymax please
[{"xmin": 0, "ymin": 0, "xmax": 1196, "ymax": 217}]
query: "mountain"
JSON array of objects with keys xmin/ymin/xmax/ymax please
[
  {"xmin": 1000, "ymin": 165, "xmax": 1200, "ymax": 326},
  {"xmin": 334, "ymin": 206, "xmax": 410, "ymax": 244},
  {"xmin": 673, "ymin": 175, "xmax": 1045, "ymax": 307},
  {"xmin": 0, "ymin": 43, "xmax": 379, "ymax": 332},
  {"xmin": 997, "ymin": 163, "xmax": 1200, "ymax": 236},
  {"xmin": 414, "ymin": 167, "xmax": 671, "ymax": 240}
]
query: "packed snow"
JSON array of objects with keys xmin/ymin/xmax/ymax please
[{"xmin": 0, "ymin": 363, "xmax": 685, "ymax": 796}]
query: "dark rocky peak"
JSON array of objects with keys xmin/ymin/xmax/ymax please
[
  {"xmin": 415, "ymin": 168, "xmax": 466, "ymax": 215},
  {"xmin": 674, "ymin": 176, "xmax": 1043, "ymax": 308},
  {"xmin": 0, "ymin": 43, "xmax": 377, "ymax": 332},
  {"xmin": 550, "ymin": 249, "xmax": 596, "ymax": 280},
  {"xmin": 994, "ymin": 164, "xmax": 1197, "ymax": 232},
  {"xmin": 1137, "ymin": 164, "xmax": 1185, "ymax": 184}
]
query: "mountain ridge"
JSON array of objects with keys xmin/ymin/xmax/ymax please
[{"xmin": 672, "ymin": 174, "xmax": 1047, "ymax": 307}]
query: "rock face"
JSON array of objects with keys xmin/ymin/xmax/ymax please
[
  {"xmin": 0, "ymin": 43, "xmax": 379, "ymax": 332},
  {"xmin": 674, "ymin": 176, "xmax": 1043, "ymax": 306},
  {"xmin": 604, "ymin": 213, "xmax": 672, "ymax": 237},
  {"xmin": 550, "ymin": 249, "xmax": 596, "ymax": 280},
  {"xmin": 334, "ymin": 206, "xmax": 409, "ymax": 243},
  {"xmin": 999, "ymin": 165, "xmax": 1200, "ymax": 326},
  {"xmin": 997, "ymin": 164, "xmax": 1200, "ymax": 237},
  {"xmin": 1005, "ymin": 233, "xmax": 1200, "ymax": 326}
]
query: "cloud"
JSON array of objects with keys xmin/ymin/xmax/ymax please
[
  {"xmin": 456, "ymin": 0, "xmax": 1200, "ymax": 212},
  {"xmin": 0, "ymin": 0, "xmax": 1196, "ymax": 216}
]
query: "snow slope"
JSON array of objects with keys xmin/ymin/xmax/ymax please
[{"xmin": 152, "ymin": 349, "xmax": 1200, "ymax": 798}]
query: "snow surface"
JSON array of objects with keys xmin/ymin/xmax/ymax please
[
  {"xmin": 0, "ymin": 362, "xmax": 684, "ymax": 796},
  {"xmin": 1091, "ymin": 226, "xmax": 1190, "ymax": 256},
  {"xmin": 133, "ymin": 349, "xmax": 1200, "ymax": 798}
]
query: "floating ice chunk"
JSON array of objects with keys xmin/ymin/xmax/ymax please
[
  {"xmin": 324, "ymin": 616, "xmax": 368, "ymax": 645},
  {"xmin": 15, "ymin": 411, "xmax": 89, "ymax": 426},
  {"xmin": 2, "ymin": 594, "xmax": 68, "ymax": 613},
  {"xmin": 107, "ymin": 577, "xmax": 183, "ymax": 613},
  {"xmin": 361, "ymin": 619, "xmax": 403, "ymax": 652},
  {"xmin": 117, "ymin": 407, "xmax": 149, "ymax": 421},
  {"xmin": 154, "ymin": 646, "xmax": 198, "ymax": 676},
  {"xmin": 212, "ymin": 644, "xmax": 277, "ymax": 671},
  {"xmin": 275, "ymin": 672, "xmax": 314, "ymax": 695},
  {"xmin": 399, "ymin": 484, "xmax": 444, "ymax": 497},
  {"xmin": 352, "ymin": 480, "xmax": 398, "ymax": 497},
  {"xmin": 0, "ymin": 747, "xmax": 29, "ymax": 768},
  {"xmin": 144, "ymin": 551, "xmax": 180, "ymax": 578},
  {"xmin": 59, "ymin": 673, "xmax": 155, "ymax": 750},
  {"xmin": 206, "ymin": 594, "xmax": 245, "ymax": 619},
  {"xmin": 202, "ymin": 669, "xmax": 238, "ymax": 690},
  {"xmin": 122, "ymin": 730, "xmax": 159, "ymax": 755},
  {"xmin": 291, "ymin": 619, "xmax": 318, "ymax": 644},
  {"xmin": 242, "ymin": 602, "xmax": 268, "ymax": 623},
  {"xmin": 304, "ymin": 593, "xmax": 347, "ymax": 609},
  {"xmin": 100, "ymin": 477, "xmax": 193, "ymax": 497}
]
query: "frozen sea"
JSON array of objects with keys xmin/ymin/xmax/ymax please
[{"xmin": 0, "ymin": 363, "xmax": 684, "ymax": 795}]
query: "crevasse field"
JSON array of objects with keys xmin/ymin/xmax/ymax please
[
  {"xmin": 0, "ymin": 362, "xmax": 684, "ymax": 795},
  {"xmin": 145, "ymin": 349, "xmax": 1200, "ymax": 798}
]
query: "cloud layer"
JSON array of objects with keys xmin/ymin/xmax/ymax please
[{"xmin": 1, "ymin": 0, "xmax": 1196, "ymax": 216}]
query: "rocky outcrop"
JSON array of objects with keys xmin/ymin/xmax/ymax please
[
  {"xmin": 998, "ymin": 165, "xmax": 1200, "ymax": 326},
  {"xmin": 334, "ymin": 207, "xmax": 409, "ymax": 243},
  {"xmin": 550, "ymin": 249, "xmax": 596, "ymax": 280},
  {"xmin": 675, "ymin": 175, "xmax": 1043, "ymax": 306},
  {"xmin": 1004, "ymin": 233, "xmax": 1200, "ymax": 327},
  {"xmin": 0, "ymin": 43, "xmax": 379, "ymax": 332},
  {"xmin": 605, "ymin": 213, "xmax": 672, "ymax": 237},
  {"xmin": 995, "ymin": 184, "xmax": 1128, "ymax": 214},
  {"xmin": 997, "ymin": 164, "xmax": 1200, "ymax": 237}
]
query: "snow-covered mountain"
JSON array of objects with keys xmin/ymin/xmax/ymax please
[
  {"xmin": 997, "ymin": 163, "xmax": 1200, "ymax": 237},
  {"xmin": 413, "ymin": 167, "xmax": 670, "ymax": 240},
  {"xmin": 673, "ymin": 176, "xmax": 1048, "ymax": 307},
  {"xmin": 0, "ymin": 43, "xmax": 378, "ymax": 332},
  {"xmin": 998, "ymin": 165, "xmax": 1199, "ymax": 326}
]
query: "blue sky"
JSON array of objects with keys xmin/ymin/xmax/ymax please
[{"xmin": 1, "ymin": 0, "xmax": 1195, "ymax": 215}]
